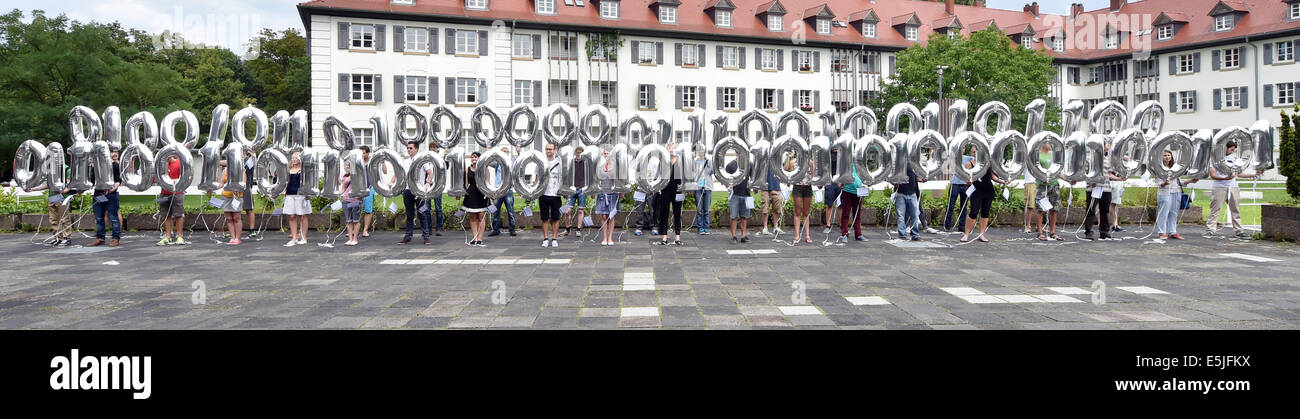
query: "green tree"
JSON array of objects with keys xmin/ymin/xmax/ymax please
[
  {"xmin": 245, "ymin": 28, "xmax": 309, "ymax": 113},
  {"xmin": 1280, "ymin": 105, "xmax": 1300, "ymax": 199},
  {"xmin": 872, "ymin": 28, "xmax": 1061, "ymax": 135},
  {"xmin": 181, "ymin": 50, "xmax": 253, "ymax": 128}
]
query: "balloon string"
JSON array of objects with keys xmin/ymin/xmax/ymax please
[{"xmin": 821, "ymin": 189, "xmax": 844, "ymax": 246}]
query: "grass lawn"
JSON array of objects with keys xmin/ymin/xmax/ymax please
[{"xmin": 1116, "ymin": 184, "xmax": 1291, "ymax": 226}]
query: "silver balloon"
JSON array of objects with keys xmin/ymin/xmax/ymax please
[
  {"xmin": 1211, "ymin": 126, "xmax": 1254, "ymax": 175},
  {"xmin": 747, "ymin": 139, "xmax": 771, "ymax": 191},
  {"xmin": 406, "ymin": 151, "xmax": 446, "ymax": 200},
  {"xmin": 343, "ymin": 149, "xmax": 369, "ymax": 200},
  {"xmin": 1061, "ymin": 100, "xmax": 1086, "ymax": 135},
  {"xmin": 948, "ymin": 99, "xmax": 969, "ymax": 136},
  {"xmin": 367, "ymin": 148, "xmax": 407, "ymax": 198},
  {"xmin": 559, "ymin": 146, "xmax": 577, "ymax": 196},
  {"xmin": 542, "ymin": 103, "xmax": 575, "ymax": 147},
  {"xmin": 635, "ymin": 143, "xmax": 671, "ymax": 193},
  {"xmin": 684, "ymin": 111, "xmax": 706, "ymax": 152},
  {"xmin": 830, "ymin": 133, "xmax": 855, "ymax": 185},
  {"xmin": 68, "ymin": 106, "xmax": 102, "ymax": 144},
  {"xmin": 45, "ymin": 142, "xmax": 66, "ymax": 193},
  {"xmin": 737, "ymin": 110, "xmax": 773, "ymax": 145},
  {"xmin": 196, "ymin": 136, "xmax": 224, "ymax": 193},
  {"xmin": 102, "ymin": 106, "xmax": 122, "ymax": 152},
  {"xmin": 809, "ymin": 135, "xmax": 832, "ymax": 187},
  {"xmin": 578, "ymin": 147, "xmax": 600, "ymax": 194},
  {"xmin": 654, "ymin": 118, "xmax": 673, "ymax": 145},
  {"xmin": 710, "ymin": 114, "xmax": 729, "ymax": 145},
  {"xmin": 205, "ymin": 104, "xmax": 231, "ymax": 150},
  {"xmin": 768, "ymin": 135, "xmax": 809, "ymax": 185},
  {"xmin": 254, "ymin": 149, "xmax": 290, "ymax": 197},
  {"xmin": 231, "ymin": 106, "xmax": 269, "ymax": 150},
  {"xmin": 886, "ymin": 103, "xmax": 922, "ymax": 136},
  {"xmin": 818, "ymin": 110, "xmax": 839, "ymax": 138},
  {"xmin": 319, "ymin": 149, "xmax": 343, "ymax": 200},
  {"xmin": 1146, "ymin": 131, "xmax": 1193, "ymax": 181},
  {"xmin": 840, "ymin": 106, "xmax": 877, "ymax": 137},
  {"xmin": 776, "ymin": 111, "xmax": 810, "ymax": 140},
  {"xmin": 323, "ymin": 116, "xmax": 355, "ymax": 152},
  {"xmin": 1024, "ymin": 99, "xmax": 1046, "ymax": 138},
  {"xmin": 1026, "ymin": 131, "xmax": 1065, "ymax": 183},
  {"xmin": 908, "ymin": 129, "xmax": 947, "ymax": 180},
  {"xmin": 1108, "ymin": 128, "xmax": 1148, "ymax": 179},
  {"xmin": 221, "ymin": 142, "xmax": 247, "ymax": 194},
  {"xmin": 428, "ymin": 105, "xmax": 463, "ymax": 150},
  {"xmin": 476, "ymin": 148, "xmax": 512, "ymax": 201},
  {"xmin": 1088, "ymin": 100, "xmax": 1128, "ymax": 137},
  {"xmin": 369, "ymin": 111, "xmax": 392, "ymax": 150},
  {"xmin": 119, "ymin": 142, "xmax": 156, "ymax": 192},
  {"xmin": 619, "ymin": 113, "xmax": 652, "ymax": 146},
  {"xmin": 394, "ymin": 104, "xmax": 428, "ymax": 147},
  {"xmin": 973, "ymin": 101, "xmax": 1011, "ymax": 138},
  {"xmin": 1082, "ymin": 133, "xmax": 1108, "ymax": 184},
  {"xmin": 1061, "ymin": 132, "xmax": 1088, "ymax": 183},
  {"xmin": 885, "ymin": 133, "xmax": 911, "ymax": 184},
  {"xmin": 90, "ymin": 141, "xmax": 115, "ymax": 191},
  {"xmin": 854, "ymin": 134, "xmax": 893, "ymax": 186},
  {"xmin": 512, "ymin": 149, "xmax": 548, "ymax": 201},
  {"xmin": 269, "ymin": 110, "xmax": 290, "ymax": 153},
  {"xmin": 578, "ymin": 105, "xmax": 612, "ymax": 147},
  {"xmin": 154, "ymin": 143, "xmax": 194, "ymax": 193},
  {"xmin": 615, "ymin": 143, "xmax": 637, "ymax": 193},
  {"xmin": 920, "ymin": 102, "xmax": 941, "ymax": 132},
  {"xmin": 671, "ymin": 141, "xmax": 695, "ymax": 189},
  {"xmin": 989, "ymin": 130, "xmax": 1028, "ymax": 181},
  {"xmin": 1250, "ymin": 120, "xmax": 1274, "ymax": 171},
  {"xmin": 445, "ymin": 148, "xmax": 466, "ymax": 198},
  {"xmin": 948, "ymin": 131, "xmax": 991, "ymax": 183},
  {"xmin": 504, "ymin": 104, "xmax": 539, "ymax": 148},
  {"xmin": 289, "ymin": 110, "xmax": 309, "ymax": 153},
  {"xmin": 1129, "ymin": 100, "xmax": 1165, "ymax": 140},
  {"xmin": 471, "ymin": 105, "xmax": 504, "ymax": 149},
  {"xmin": 12, "ymin": 140, "xmax": 48, "ymax": 190},
  {"xmin": 711, "ymin": 136, "xmax": 749, "ymax": 188},
  {"xmin": 125, "ymin": 111, "xmax": 159, "ymax": 151},
  {"xmin": 66, "ymin": 140, "xmax": 95, "ymax": 191},
  {"xmin": 1184, "ymin": 129, "xmax": 1215, "ymax": 180},
  {"xmin": 298, "ymin": 149, "xmax": 322, "ymax": 197},
  {"xmin": 160, "ymin": 110, "xmax": 200, "ymax": 149}
]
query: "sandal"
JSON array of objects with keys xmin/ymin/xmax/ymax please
[
  {"xmin": 977, "ymin": 236, "xmax": 989, "ymax": 243},
  {"xmin": 1037, "ymin": 233, "xmax": 1047, "ymax": 241},
  {"xmin": 959, "ymin": 236, "xmax": 971, "ymax": 243},
  {"xmin": 656, "ymin": 239, "xmax": 668, "ymax": 245},
  {"xmin": 1050, "ymin": 233, "xmax": 1063, "ymax": 241}
]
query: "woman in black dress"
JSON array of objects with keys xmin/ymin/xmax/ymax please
[
  {"xmin": 960, "ymin": 162, "xmax": 1008, "ymax": 243},
  {"xmin": 656, "ymin": 142, "xmax": 684, "ymax": 245},
  {"xmin": 463, "ymin": 152, "xmax": 489, "ymax": 246}
]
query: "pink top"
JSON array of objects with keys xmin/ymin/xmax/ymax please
[{"xmin": 342, "ymin": 176, "xmax": 361, "ymax": 203}]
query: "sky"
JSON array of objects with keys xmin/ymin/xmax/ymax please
[{"xmin": 0, "ymin": 0, "xmax": 1117, "ymax": 52}]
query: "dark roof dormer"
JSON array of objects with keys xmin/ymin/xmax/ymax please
[
  {"xmin": 803, "ymin": 4, "xmax": 835, "ymax": 33},
  {"xmin": 1208, "ymin": 1, "xmax": 1249, "ymax": 32},
  {"xmin": 649, "ymin": 0, "xmax": 680, "ymax": 23},
  {"xmin": 755, "ymin": 0, "xmax": 787, "ymax": 31},
  {"xmin": 1151, "ymin": 11, "xmax": 1189, "ymax": 40},
  {"xmin": 703, "ymin": 0, "xmax": 735, "ymax": 26},
  {"xmin": 847, "ymin": 9, "xmax": 879, "ymax": 37},
  {"xmin": 932, "ymin": 16, "xmax": 963, "ymax": 35},
  {"xmin": 890, "ymin": 12, "xmax": 921, "ymax": 27}
]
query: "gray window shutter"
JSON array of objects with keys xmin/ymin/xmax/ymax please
[
  {"xmin": 778, "ymin": 89, "xmax": 785, "ymax": 111},
  {"xmin": 478, "ymin": 31, "xmax": 488, "ymax": 56},
  {"xmin": 698, "ymin": 45, "xmax": 706, "ymax": 67},
  {"xmin": 1240, "ymin": 86, "xmax": 1248, "ymax": 109},
  {"xmin": 429, "ymin": 77, "xmax": 439, "ymax": 104},
  {"xmin": 716, "ymin": 45, "xmax": 722, "ymax": 68},
  {"xmin": 649, "ymin": 85, "xmax": 656, "ymax": 109},
  {"xmin": 813, "ymin": 51, "xmax": 820, "ymax": 72},
  {"xmin": 674, "ymin": 43, "xmax": 682, "ymax": 65},
  {"xmin": 375, "ymin": 25, "xmax": 386, "ymax": 51},
  {"xmin": 532, "ymin": 35, "xmax": 541, "ymax": 59},
  {"xmin": 739, "ymin": 47, "xmax": 746, "ymax": 68},
  {"xmin": 754, "ymin": 88, "xmax": 760, "ymax": 108},
  {"xmin": 755, "ymin": 48, "xmax": 762, "ymax": 68},
  {"xmin": 394, "ymin": 26, "xmax": 405, "ymax": 52},
  {"xmin": 445, "ymin": 29, "xmax": 455, "ymax": 54},
  {"xmin": 675, "ymin": 86, "xmax": 682, "ymax": 109},
  {"xmin": 374, "ymin": 74, "xmax": 383, "ymax": 102},
  {"xmin": 738, "ymin": 88, "xmax": 746, "ymax": 110},
  {"xmin": 630, "ymin": 41, "xmax": 639, "ymax": 62},
  {"xmin": 1169, "ymin": 92, "xmax": 1176, "ymax": 110},
  {"xmin": 716, "ymin": 87, "xmax": 723, "ymax": 110},
  {"xmin": 446, "ymin": 78, "xmax": 455, "ymax": 104},
  {"xmin": 612, "ymin": 84, "xmax": 618, "ymax": 107},
  {"xmin": 814, "ymin": 91, "xmax": 820, "ymax": 112},
  {"xmin": 478, "ymin": 79, "xmax": 487, "ymax": 104},
  {"xmin": 792, "ymin": 49, "xmax": 798, "ymax": 70},
  {"xmin": 1213, "ymin": 88, "xmax": 1221, "ymax": 110},
  {"xmin": 338, "ymin": 22, "xmax": 350, "ymax": 49},
  {"xmin": 1264, "ymin": 43, "xmax": 1273, "ymax": 64},
  {"xmin": 655, "ymin": 42, "xmax": 663, "ymax": 65},
  {"xmin": 430, "ymin": 28, "xmax": 438, "ymax": 54},
  {"xmin": 777, "ymin": 49, "xmax": 784, "ymax": 70},
  {"xmin": 338, "ymin": 73, "xmax": 350, "ymax": 102},
  {"xmin": 533, "ymin": 81, "xmax": 542, "ymax": 106},
  {"xmin": 1212, "ymin": 50, "xmax": 1220, "ymax": 71},
  {"xmin": 1191, "ymin": 90, "xmax": 1197, "ymax": 111},
  {"xmin": 1264, "ymin": 84, "xmax": 1273, "ymax": 107},
  {"xmin": 698, "ymin": 86, "xmax": 706, "ymax": 109},
  {"xmin": 877, "ymin": 55, "xmax": 883, "ymax": 73},
  {"xmin": 394, "ymin": 75, "xmax": 405, "ymax": 103},
  {"xmin": 1238, "ymin": 47, "xmax": 1246, "ymax": 68},
  {"xmin": 1193, "ymin": 52, "xmax": 1201, "ymax": 72},
  {"xmin": 888, "ymin": 55, "xmax": 896, "ymax": 75},
  {"xmin": 1168, "ymin": 56, "xmax": 1176, "ymax": 75}
]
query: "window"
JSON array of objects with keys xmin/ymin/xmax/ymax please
[
  {"xmin": 1135, "ymin": 93, "xmax": 1158, "ymax": 103},
  {"xmin": 905, "ymin": 25, "xmax": 918, "ymax": 41},
  {"xmin": 354, "ymin": 128, "xmax": 375, "ymax": 148},
  {"xmin": 405, "ymin": 77, "xmax": 427, "ymax": 102},
  {"xmin": 638, "ymin": 42, "xmax": 655, "ymax": 63},
  {"xmin": 797, "ymin": 90, "xmax": 812, "ymax": 111},
  {"xmin": 682, "ymin": 43, "xmax": 698, "ymax": 66},
  {"xmin": 639, "ymin": 84, "xmax": 652, "ymax": 109},
  {"xmin": 768, "ymin": 15, "xmax": 782, "ymax": 31},
  {"xmin": 1223, "ymin": 87, "xmax": 1241, "ymax": 109},
  {"xmin": 550, "ymin": 35, "xmax": 577, "ymax": 59},
  {"xmin": 350, "ymin": 24, "xmax": 375, "ymax": 49},
  {"xmin": 1222, "ymin": 48, "xmax": 1240, "ymax": 69},
  {"xmin": 467, "ymin": 0, "xmax": 487, "ymax": 10},
  {"xmin": 862, "ymin": 23, "xmax": 876, "ymax": 38},
  {"xmin": 456, "ymin": 78, "xmax": 478, "ymax": 104},
  {"xmin": 513, "ymin": 80, "xmax": 532, "ymax": 105},
  {"xmin": 722, "ymin": 87, "xmax": 738, "ymax": 110},
  {"xmin": 600, "ymin": 1, "xmax": 618, "ymax": 19},
  {"xmin": 760, "ymin": 89, "xmax": 775, "ymax": 110},
  {"xmin": 682, "ymin": 86, "xmax": 697, "ymax": 109},
  {"xmin": 1022, "ymin": 36, "xmax": 1034, "ymax": 49},
  {"xmin": 797, "ymin": 51, "xmax": 811, "ymax": 71},
  {"xmin": 1178, "ymin": 91, "xmax": 1195, "ymax": 112},
  {"xmin": 1278, "ymin": 41, "xmax": 1295, "ymax": 62},
  {"xmin": 831, "ymin": 54, "xmax": 850, "ymax": 72},
  {"xmin": 456, "ymin": 30, "xmax": 478, "ymax": 55},
  {"xmin": 591, "ymin": 82, "xmax": 616, "ymax": 108},
  {"xmin": 1214, "ymin": 15, "xmax": 1232, "ymax": 32},
  {"xmin": 1089, "ymin": 67, "xmax": 1101, "ymax": 83},
  {"xmin": 1292, "ymin": 3, "xmax": 1300, "ymax": 20},
  {"xmin": 512, "ymin": 34, "xmax": 532, "ymax": 58},
  {"xmin": 350, "ymin": 74, "xmax": 374, "ymax": 102},
  {"xmin": 551, "ymin": 80, "xmax": 577, "ymax": 106},
  {"xmin": 404, "ymin": 27, "xmax": 428, "ymax": 52},
  {"xmin": 1104, "ymin": 33, "xmax": 1118, "ymax": 49},
  {"xmin": 816, "ymin": 19, "xmax": 830, "ymax": 35},
  {"xmin": 1053, "ymin": 38, "xmax": 1064, "ymax": 52},
  {"xmin": 660, "ymin": 6, "xmax": 676, "ymax": 23},
  {"xmin": 1279, "ymin": 83, "xmax": 1297, "ymax": 105},
  {"xmin": 536, "ymin": 0, "xmax": 555, "ymax": 14},
  {"xmin": 722, "ymin": 46, "xmax": 738, "ymax": 68},
  {"xmin": 1157, "ymin": 25, "xmax": 1173, "ymax": 40},
  {"xmin": 716, "ymin": 10, "xmax": 731, "ymax": 28},
  {"xmin": 1135, "ymin": 59, "xmax": 1157, "ymax": 78},
  {"xmin": 1178, "ymin": 54, "xmax": 1195, "ymax": 74},
  {"xmin": 760, "ymin": 48, "xmax": 776, "ymax": 70}
]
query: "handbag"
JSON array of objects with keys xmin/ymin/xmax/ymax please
[{"xmin": 1179, "ymin": 193, "xmax": 1191, "ymax": 210}]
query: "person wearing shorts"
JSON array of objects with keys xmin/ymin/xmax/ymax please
[
  {"xmin": 726, "ymin": 161, "xmax": 751, "ymax": 244},
  {"xmin": 960, "ymin": 167, "xmax": 1005, "ymax": 243},
  {"xmin": 1022, "ymin": 179, "xmax": 1037, "ymax": 234},
  {"xmin": 359, "ymin": 146, "xmax": 375, "ymax": 238},
  {"xmin": 594, "ymin": 148, "xmax": 620, "ymax": 246},
  {"xmin": 539, "ymin": 143, "xmax": 564, "ymax": 248},
  {"xmin": 241, "ymin": 151, "xmax": 257, "ymax": 237},
  {"xmin": 282, "ymin": 152, "xmax": 311, "ymax": 246},
  {"xmin": 342, "ymin": 173, "xmax": 363, "ymax": 246},
  {"xmin": 790, "ymin": 154, "xmax": 814, "ymax": 244},
  {"xmin": 1033, "ymin": 145, "xmax": 1063, "ymax": 241},
  {"xmin": 563, "ymin": 146, "xmax": 586, "ymax": 237},
  {"xmin": 822, "ymin": 148, "xmax": 840, "ymax": 234},
  {"xmin": 1109, "ymin": 179, "xmax": 1125, "ymax": 233},
  {"xmin": 157, "ymin": 155, "xmax": 187, "ymax": 245},
  {"xmin": 219, "ymin": 165, "xmax": 244, "ymax": 245},
  {"xmin": 759, "ymin": 171, "xmax": 783, "ymax": 236}
]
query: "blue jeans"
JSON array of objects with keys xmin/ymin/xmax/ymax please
[
  {"xmin": 491, "ymin": 194, "xmax": 516, "ymax": 232},
  {"xmin": 944, "ymin": 184, "xmax": 969, "ymax": 232},
  {"xmin": 894, "ymin": 193, "xmax": 920, "ymax": 239},
  {"xmin": 432, "ymin": 195, "xmax": 444, "ymax": 230},
  {"xmin": 694, "ymin": 189, "xmax": 711, "ymax": 231},
  {"xmin": 93, "ymin": 192, "xmax": 121, "ymax": 240},
  {"xmin": 1156, "ymin": 193, "xmax": 1179, "ymax": 235},
  {"xmin": 403, "ymin": 191, "xmax": 432, "ymax": 238}
]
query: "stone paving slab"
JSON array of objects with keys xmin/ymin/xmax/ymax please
[{"xmin": 1, "ymin": 227, "xmax": 1298, "ymax": 330}]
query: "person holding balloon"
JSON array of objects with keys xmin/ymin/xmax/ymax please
[
  {"xmin": 595, "ymin": 147, "xmax": 621, "ymax": 246},
  {"xmin": 463, "ymin": 152, "xmax": 490, "ymax": 247},
  {"xmin": 282, "ymin": 151, "xmax": 311, "ymax": 246}
]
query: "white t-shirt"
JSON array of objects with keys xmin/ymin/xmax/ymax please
[
  {"xmin": 542, "ymin": 158, "xmax": 563, "ymax": 197},
  {"xmin": 1212, "ymin": 155, "xmax": 1238, "ymax": 188}
]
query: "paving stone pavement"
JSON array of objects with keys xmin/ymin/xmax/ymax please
[{"xmin": 1, "ymin": 226, "xmax": 1298, "ymax": 330}]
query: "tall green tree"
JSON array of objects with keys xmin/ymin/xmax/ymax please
[{"xmin": 245, "ymin": 28, "xmax": 309, "ymax": 113}]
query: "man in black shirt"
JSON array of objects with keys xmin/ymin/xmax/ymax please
[
  {"xmin": 892, "ymin": 166, "xmax": 926, "ymax": 241},
  {"xmin": 88, "ymin": 151, "xmax": 123, "ymax": 246},
  {"xmin": 726, "ymin": 160, "xmax": 751, "ymax": 243}
]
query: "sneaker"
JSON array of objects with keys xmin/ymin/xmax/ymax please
[
  {"xmin": 1113, "ymin": 226, "xmax": 1125, "ymax": 232},
  {"xmin": 1170, "ymin": 234, "xmax": 1185, "ymax": 240},
  {"xmin": 910, "ymin": 237, "xmax": 920, "ymax": 242},
  {"xmin": 1100, "ymin": 234, "xmax": 1113, "ymax": 240},
  {"xmin": 1084, "ymin": 232, "xmax": 1096, "ymax": 241},
  {"xmin": 541, "ymin": 240, "xmax": 549, "ymax": 248},
  {"xmin": 156, "ymin": 238, "xmax": 171, "ymax": 246},
  {"xmin": 509, "ymin": 230, "xmax": 517, "ymax": 236},
  {"xmin": 284, "ymin": 240, "xmax": 296, "ymax": 247},
  {"xmin": 759, "ymin": 228, "xmax": 771, "ymax": 236},
  {"xmin": 823, "ymin": 227, "xmax": 832, "ymax": 234},
  {"xmin": 424, "ymin": 237, "xmax": 431, "ymax": 245},
  {"xmin": 1159, "ymin": 234, "xmax": 1168, "ymax": 239},
  {"xmin": 174, "ymin": 237, "xmax": 187, "ymax": 246},
  {"xmin": 702, "ymin": 230, "xmax": 711, "ymax": 235},
  {"xmin": 475, "ymin": 241, "xmax": 486, "ymax": 247},
  {"xmin": 838, "ymin": 235, "xmax": 848, "ymax": 243},
  {"xmin": 89, "ymin": 239, "xmax": 105, "ymax": 247},
  {"xmin": 731, "ymin": 236, "xmax": 739, "ymax": 244},
  {"xmin": 488, "ymin": 230, "xmax": 501, "ymax": 237},
  {"xmin": 398, "ymin": 237, "xmax": 411, "ymax": 245},
  {"xmin": 249, "ymin": 231, "xmax": 258, "ymax": 238},
  {"xmin": 925, "ymin": 227, "xmax": 940, "ymax": 234},
  {"xmin": 635, "ymin": 229, "xmax": 643, "ymax": 236},
  {"xmin": 561, "ymin": 229, "xmax": 570, "ymax": 237},
  {"xmin": 344, "ymin": 240, "xmax": 357, "ymax": 246},
  {"xmin": 297, "ymin": 238, "xmax": 307, "ymax": 245},
  {"xmin": 898, "ymin": 235, "xmax": 907, "ymax": 241},
  {"xmin": 856, "ymin": 235, "xmax": 868, "ymax": 241},
  {"xmin": 435, "ymin": 231, "xmax": 442, "ymax": 237},
  {"xmin": 740, "ymin": 236, "xmax": 751, "ymax": 243},
  {"xmin": 1235, "ymin": 231, "xmax": 1252, "ymax": 239},
  {"xmin": 575, "ymin": 230, "xmax": 582, "ymax": 238},
  {"xmin": 110, "ymin": 239, "xmax": 119, "ymax": 247},
  {"xmin": 773, "ymin": 228, "xmax": 784, "ymax": 235},
  {"xmin": 651, "ymin": 230, "xmax": 659, "ymax": 236},
  {"xmin": 550, "ymin": 239, "xmax": 558, "ymax": 247}
]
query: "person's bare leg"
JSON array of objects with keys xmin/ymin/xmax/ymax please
[
  {"xmin": 299, "ymin": 217, "xmax": 309, "ymax": 241},
  {"xmin": 287, "ymin": 215, "xmax": 298, "ymax": 242},
  {"xmin": 979, "ymin": 218, "xmax": 990, "ymax": 237},
  {"xmin": 730, "ymin": 219, "xmax": 738, "ymax": 238},
  {"xmin": 961, "ymin": 217, "xmax": 975, "ymax": 240}
]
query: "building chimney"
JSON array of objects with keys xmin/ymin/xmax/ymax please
[
  {"xmin": 1071, "ymin": 3, "xmax": 1084, "ymax": 17},
  {"xmin": 946, "ymin": 0, "xmax": 955, "ymax": 16},
  {"xmin": 1110, "ymin": 0, "xmax": 1125, "ymax": 12},
  {"xmin": 1024, "ymin": 2, "xmax": 1039, "ymax": 17}
]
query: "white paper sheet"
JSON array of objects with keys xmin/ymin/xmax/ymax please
[
  {"xmin": 745, "ymin": 196, "xmax": 755, "ymax": 209},
  {"xmin": 330, "ymin": 200, "xmax": 343, "ymax": 211},
  {"xmin": 675, "ymin": 193, "xmax": 685, "ymax": 202},
  {"xmin": 522, "ymin": 207, "xmax": 533, "ymax": 217},
  {"xmin": 966, "ymin": 184, "xmax": 976, "ymax": 197},
  {"xmin": 634, "ymin": 191, "xmax": 646, "ymax": 202},
  {"xmin": 1091, "ymin": 187, "xmax": 1103, "ymax": 199},
  {"xmin": 388, "ymin": 202, "xmax": 398, "ymax": 213},
  {"xmin": 209, "ymin": 197, "xmax": 224, "ymax": 208},
  {"xmin": 1038, "ymin": 198, "xmax": 1053, "ymax": 212}
]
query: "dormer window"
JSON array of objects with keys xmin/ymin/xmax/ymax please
[
  {"xmin": 660, "ymin": 6, "xmax": 677, "ymax": 23},
  {"xmin": 1214, "ymin": 14, "xmax": 1233, "ymax": 31},
  {"xmin": 905, "ymin": 26, "xmax": 918, "ymax": 41},
  {"xmin": 392, "ymin": 0, "xmax": 414, "ymax": 5},
  {"xmin": 1022, "ymin": 36, "xmax": 1034, "ymax": 49},
  {"xmin": 600, "ymin": 1, "xmax": 619, "ymax": 19},
  {"xmin": 816, "ymin": 19, "xmax": 830, "ymax": 34},
  {"xmin": 1291, "ymin": 2, "xmax": 1300, "ymax": 20},
  {"xmin": 1053, "ymin": 38, "xmax": 1064, "ymax": 52},
  {"xmin": 1105, "ymin": 32, "xmax": 1118, "ymax": 49},
  {"xmin": 1157, "ymin": 25, "xmax": 1173, "ymax": 40},
  {"xmin": 947, "ymin": 31, "xmax": 956, "ymax": 39},
  {"xmin": 769, "ymin": 15, "xmax": 783, "ymax": 31},
  {"xmin": 467, "ymin": 0, "xmax": 487, "ymax": 10},
  {"xmin": 536, "ymin": 0, "xmax": 555, "ymax": 14},
  {"xmin": 717, "ymin": 10, "xmax": 732, "ymax": 27},
  {"xmin": 863, "ymin": 23, "xmax": 876, "ymax": 37}
]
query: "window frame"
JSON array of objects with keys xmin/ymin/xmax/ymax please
[
  {"xmin": 1214, "ymin": 15, "xmax": 1233, "ymax": 32},
  {"xmin": 404, "ymin": 27, "xmax": 428, "ymax": 52},
  {"xmin": 1177, "ymin": 91, "xmax": 1195, "ymax": 112},
  {"xmin": 350, "ymin": 74, "xmax": 375, "ymax": 102},
  {"xmin": 1222, "ymin": 48, "xmax": 1240, "ymax": 69},
  {"xmin": 455, "ymin": 78, "xmax": 478, "ymax": 104},
  {"xmin": 513, "ymin": 80, "xmax": 532, "ymax": 105},
  {"xmin": 716, "ymin": 10, "xmax": 732, "ymax": 28},
  {"xmin": 905, "ymin": 25, "xmax": 918, "ymax": 41},
  {"xmin": 1223, "ymin": 86, "xmax": 1241, "ymax": 109},
  {"xmin": 1022, "ymin": 36, "xmax": 1034, "ymax": 49},
  {"xmin": 760, "ymin": 48, "xmax": 776, "ymax": 70},
  {"xmin": 536, "ymin": 0, "xmax": 555, "ymax": 15},
  {"xmin": 466, "ymin": 0, "xmax": 487, "ymax": 10},
  {"xmin": 405, "ymin": 76, "xmax": 428, "ymax": 103},
  {"xmin": 722, "ymin": 46, "xmax": 738, "ymax": 68},
  {"xmin": 1104, "ymin": 33, "xmax": 1118, "ymax": 49},
  {"xmin": 816, "ymin": 19, "xmax": 830, "ymax": 35},
  {"xmin": 1053, "ymin": 37, "xmax": 1064, "ymax": 52},
  {"xmin": 660, "ymin": 6, "xmax": 677, "ymax": 24},
  {"xmin": 1278, "ymin": 83, "xmax": 1297, "ymax": 105},
  {"xmin": 1277, "ymin": 41, "xmax": 1295, "ymax": 63},
  {"xmin": 682, "ymin": 85, "xmax": 697, "ymax": 109},
  {"xmin": 353, "ymin": 128, "xmax": 375, "ymax": 148},
  {"xmin": 350, "ymin": 24, "xmax": 375, "ymax": 50},
  {"xmin": 639, "ymin": 84, "xmax": 652, "ymax": 109},
  {"xmin": 1156, "ymin": 25, "xmax": 1173, "ymax": 40},
  {"xmin": 512, "ymin": 34, "xmax": 533, "ymax": 58},
  {"xmin": 637, "ymin": 42, "xmax": 655, "ymax": 64},
  {"xmin": 722, "ymin": 87, "xmax": 738, "ymax": 110},
  {"xmin": 797, "ymin": 51, "xmax": 812, "ymax": 71},
  {"xmin": 600, "ymin": 1, "xmax": 619, "ymax": 19},
  {"xmin": 863, "ymin": 23, "xmax": 876, "ymax": 38},
  {"xmin": 1292, "ymin": 3, "xmax": 1300, "ymax": 20},
  {"xmin": 768, "ymin": 15, "xmax": 783, "ymax": 32},
  {"xmin": 455, "ymin": 30, "xmax": 479, "ymax": 55},
  {"xmin": 1178, "ymin": 54, "xmax": 1195, "ymax": 74},
  {"xmin": 681, "ymin": 43, "xmax": 698, "ymax": 66},
  {"xmin": 797, "ymin": 90, "xmax": 812, "ymax": 111},
  {"xmin": 760, "ymin": 88, "xmax": 776, "ymax": 111}
]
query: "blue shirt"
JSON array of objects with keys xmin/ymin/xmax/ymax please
[
  {"xmin": 950, "ymin": 156, "xmax": 974, "ymax": 184},
  {"xmin": 765, "ymin": 171, "xmax": 780, "ymax": 191}
]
